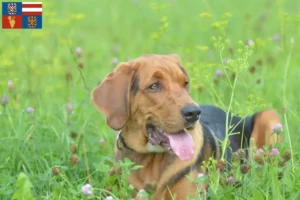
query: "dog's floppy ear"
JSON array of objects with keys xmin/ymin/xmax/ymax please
[
  {"xmin": 91, "ymin": 63, "xmax": 135, "ymax": 131},
  {"xmin": 251, "ymin": 109, "xmax": 282, "ymax": 148}
]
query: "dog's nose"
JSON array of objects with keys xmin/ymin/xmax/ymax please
[{"xmin": 181, "ymin": 104, "xmax": 201, "ymax": 123}]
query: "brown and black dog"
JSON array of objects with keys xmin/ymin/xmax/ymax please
[{"xmin": 91, "ymin": 54, "xmax": 281, "ymax": 199}]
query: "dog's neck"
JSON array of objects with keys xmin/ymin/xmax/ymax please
[{"xmin": 115, "ymin": 129, "xmax": 174, "ymax": 192}]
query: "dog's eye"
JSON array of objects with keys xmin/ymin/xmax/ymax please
[
  {"xmin": 148, "ymin": 82, "xmax": 160, "ymax": 92},
  {"xmin": 184, "ymin": 81, "xmax": 189, "ymax": 89}
]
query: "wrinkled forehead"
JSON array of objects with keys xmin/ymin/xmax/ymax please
[{"xmin": 131, "ymin": 55, "xmax": 188, "ymax": 81}]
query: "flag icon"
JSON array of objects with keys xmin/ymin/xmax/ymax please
[
  {"xmin": 2, "ymin": 2, "xmax": 42, "ymax": 29},
  {"xmin": 22, "ymin": 2, "xmax": 42, "ymax": 16}
]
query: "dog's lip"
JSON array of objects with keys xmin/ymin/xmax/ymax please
[
  {"xmin": 146, "ymin": 123, "xmax": 195, "ymax": 160},
  {"xmin": 185, "ymin": 123, "xmax": 195, "ymax": 130},
  {"xmin": 146, "ymin": 123, "xmax": 171, "ymax": 148},
  {"xmin": 146, "ymin": 123, "xmax": 191, "ymax": 135}
]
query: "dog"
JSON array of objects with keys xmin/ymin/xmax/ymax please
[{"xmin": 91, "ymin": 54, "xmax": 281, "ymax": 199}]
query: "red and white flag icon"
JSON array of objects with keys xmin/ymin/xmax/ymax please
[{"xmin": 22, "ymin": 2, "xmax": 42, "ymax": 16}]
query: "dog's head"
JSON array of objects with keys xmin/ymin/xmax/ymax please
[{"xmin": 92, "ymin": 54, "xmax": 201, "ymax": 161}]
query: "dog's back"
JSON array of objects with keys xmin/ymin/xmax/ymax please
[{"xmin": 199, "ymin": 104, "xmax": 281, "ymax": 162}]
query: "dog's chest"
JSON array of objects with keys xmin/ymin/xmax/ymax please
[{"xmin": 127, "ymin": 153, "xmax": 174, "ymax": 191}]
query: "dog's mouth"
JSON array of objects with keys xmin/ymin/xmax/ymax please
[{"xmin": 146, "ymin": 124, "xmax": 194, "ymax": 161}]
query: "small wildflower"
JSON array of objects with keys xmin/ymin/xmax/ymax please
[
  {"xmin": 228, "ymin": 47, "xmax": 234, "ymax": 55},
  {"xmin": 271, "ymin": 148, "xmax": 280, "ymax": 156},
  {"xmin": 81, "ymin": 184, "xmax": 92, "ymax": 195},
  {"xmin": 256, "ymin": 148, "xmax": 264, "ymax": 155},
  {"xmin": 231, "ymin": 152, "xmax": 240, "ymax": 162},
  {"xmin": 69, "ymin": 144, "xmax": 78, "ymax": 153},
  {"xmin": 272, "ymin": 123, "xmax": 283, "ymax": 134},
  {"xmin": 52, "ymin": 167, "xmax": 60, "ymax": 175},
  {"xmin": 8, "ymin": 80, "xmax": 14, "ymax": 90},
  {"xmin": 282, "ymin": 107, "xmax": 286, "ymax": 114},
  {"xmin": 1, "ymin": 94, "xmax": 8, "ymax": 106},
  {"xmin": 216, "ymin": 160, "xmax": 226, "ymax": 172},
  {"xmin": 215, "ymin": 69, "xmax": 223, "ymax": 77},
  {"xmin": 105, "ymin": 196, "xmax": 113, "ymax": 200},
  {"xmin": 112, "ymin": 57, "xmax": 118, "ymax": 65},
  {"xmin": 65, "ymin": 72, "xmax": 72, "ymax": 81},
  {"xmin": 278, "ymin": 159, "xmax": 286, "ymax": 167},
  {"xmin": 138, "ymin": 189, "xmax": 145, "ymax": 193},
  {"xmin": 70, "ymin": 131, "xmax": 77, "ymax": 138},
  {"xmin": 69, "ymin": 154, "xmax": 79, "ymax": 166},
  {"xmin": 231, "ymin": 73, "xmax": 236, "ymax": 80},
  {"xmin": 66, "ymin": 103, "xmax": 72, "ymax": 114},
  {"xmin": 237, "ymin": 149, "xmax": 246, "ymax": 159},
  {"xmin": 246, "ymin": 39, "xmax": 254, "ymax": 46},
  {"xmin": 112, "ymin": 44, "xmax": 119, "ymax": 53},
  {"xmin": 256, "ymin": 78, "xmax": 262, "ymax": 85},
  {"xmin": 78, "ymin": 60, "xmax": 84, "ymax": 69},
  {"xmin": 99, "ymin": 138, "xmax": 105, "ymax": 144},
  {"xmin": 249, "ymin": 66, "xmax": 256, "ymax": 73},
  {"xmin": 137, "ymin": 189, "xmax": 146, "ymax": 198},
  {"xmin": 254, "ymin": 154, "xmax": 264, "ymax": 165},
  {"xmin": 26, "ymin": 107, "xmax": 35, "ymax": 114},
  {"xmin": 75, "ymin": 47, "xmax": 82, "ymax": 57},
  {"xmin": 256, "ymin": 58, "xmax": 263, "ymax": 66},
  {"xmin": 223, "ymin": 58, "xmax": 230, "ymax": 65},
  {"xmin": 227, "ymin": 176, "xmax": 234, "ymax": 184},
  {"xmin": 197, "ymin": 173, "xmax": 204, "ymax": 178},
  {"xmin": 240, "ymin": 164, "xmax": 250, "ymax": 174},
  {"xmin": 282, "ymin": 150, "xmax": 291, "ymax": 161},
  {"xmin": 128, "ymin": 184, "xmax": 135, "ymax": 190},
  {"xmin": 273, "ymin": 34, "xmax": 280, "ymax": 42},
  {"xmin": 278, "ymin": 171, "xmax": 284, "ymax": 180}
]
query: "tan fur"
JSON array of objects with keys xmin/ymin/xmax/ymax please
[
  {"xmin": 250, "ymin": 110, "xmax": 282, "ymax": 148},
  {"xmin": 92, "ymin": 54, "xmax": 207, "ymax": 199}
]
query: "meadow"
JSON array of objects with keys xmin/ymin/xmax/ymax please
[{"xmin": 1, "ymin": 0, "xmax": 300, "ymax": 199}]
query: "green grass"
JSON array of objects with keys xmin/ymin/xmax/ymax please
[{"xmin": 1, "ymin": 0, "xmax": 300, "ymax": 199}]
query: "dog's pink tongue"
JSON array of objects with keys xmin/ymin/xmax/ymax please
[{"xmin": 166, "ymin": 131, "xmax": 194, "ymax": 161}]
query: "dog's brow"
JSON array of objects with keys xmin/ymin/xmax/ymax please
[
  {"xmin": 152, "ymin": 71, "xmax": 164, "ymax": 79},
  {"xmin": 179, "ymin": 65, "xmax": 189, "ymax": 81}
]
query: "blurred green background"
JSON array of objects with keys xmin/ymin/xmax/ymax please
[{"xmin": 0, "ymin": 0, "xmax": 300, "ymax": 199}]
